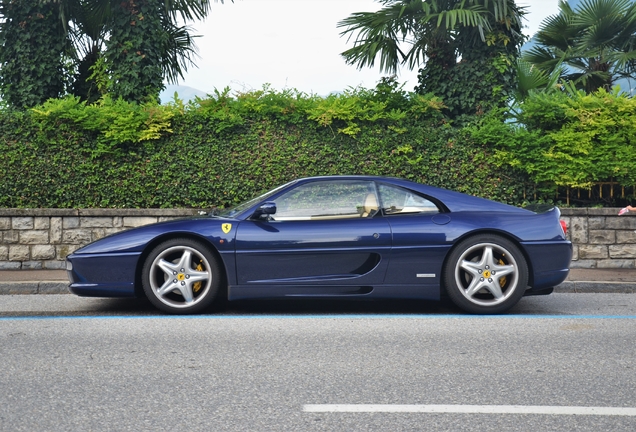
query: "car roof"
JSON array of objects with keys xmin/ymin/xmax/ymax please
[{"xmin": 293, "ymin": 175, "xmax": 529, "ymax": 214}]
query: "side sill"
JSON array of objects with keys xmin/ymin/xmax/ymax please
[{"xmin": 69, "ymin": 283, "xmax": 137, "ymax": 298}]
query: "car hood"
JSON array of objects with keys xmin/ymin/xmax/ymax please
[{"xmin": 72, "ymin": 216, "xmax": 237, "ymax": 255}]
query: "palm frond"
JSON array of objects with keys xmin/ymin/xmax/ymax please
[
  {"xmin": 436, "ymin": 7, "xmax": 490, "ymax": 32},
  {"xmin": 534, "ymin": 11, "xmax": 576, "ymax": 50},
  {"xmin": 160, "ymin": 0, "xmax": 216, "ymax": 21},
  {"xmin": 522, "ymin": 46, "xmax": 565, "ymax": 71},
  {"xmin": 515, "ymin": 59, "xmax": 550, "ymax": 97},
  {"xmin": 339, "ymin": 2, "xmax": 424, "ymax": 73},
  {"xmin": 160, "ymin": 21, "xmax": 200, "ymax": 83}
]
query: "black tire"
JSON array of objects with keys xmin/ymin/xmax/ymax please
[
  {"xmin": 443, "ymin": 234, "xmax": 528, "ymax": 314},
  {"xmin": 142, "ymin": 238, "xmax": 221, "ymax": 314}
]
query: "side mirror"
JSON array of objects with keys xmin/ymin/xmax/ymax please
[{"xmin": 252, "ymin": 202, "xmax": 277, "ymax": 219}]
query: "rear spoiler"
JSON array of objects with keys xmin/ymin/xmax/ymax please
[{"xmin": 523, "ymin": 203, "xmax": 560, "ymax": 215}]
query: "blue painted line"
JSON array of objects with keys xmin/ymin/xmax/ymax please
[{"xmin": 1, "ymin": 314, "xmax": 636, "ymax": 321}]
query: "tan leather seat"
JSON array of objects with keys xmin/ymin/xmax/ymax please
[{"xmin": 362, "ymin": 193, "xmax": 378, "ymax": 217}]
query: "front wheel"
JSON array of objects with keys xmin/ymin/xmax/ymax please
[
  {"xmin": 443, "ymin": 234, "xmax": 528, "ymax": 314},
  {"xmin": 142, "ymin": 238, "xmax": 221, "ymax": 314}
]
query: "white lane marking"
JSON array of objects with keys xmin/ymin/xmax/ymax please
[{"xmin": 303, "ymin": 405, "xmax": 636, "ymax": 416}]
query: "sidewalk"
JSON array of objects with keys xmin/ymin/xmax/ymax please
[
  {"xmin": 0, "ymin": 268, "xmax": 635, "ymax": 295},
  {"xmin": 556, "ymin": 268, "xmax": 636, "ymax": 293},
  {"xmin": 0, "ymin": 270, "xmax": 69, "ymax": 295}
]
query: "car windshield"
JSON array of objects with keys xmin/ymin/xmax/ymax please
[{"xmin": 217, "ymin": 181, "xmax": 296, "ymax": 218}]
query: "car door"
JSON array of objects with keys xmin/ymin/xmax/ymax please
[
  {"xmin": 234, "ymin": 180, "xmax": 391, "ymax": 286},
  {"xmin": 376, "ymin": 182, "xmax": 451, "ymax": 286}
]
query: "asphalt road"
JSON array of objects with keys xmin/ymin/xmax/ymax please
[{"xmin": 1, "ymin": 294, "xmax": 636, "ymax": 431}]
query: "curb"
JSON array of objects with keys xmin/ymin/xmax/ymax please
[
  {"xmin": 1, "ymin": 281, "xmax": 636, "ymax": 295},
  {"xmin": 554, "ymin": 281, "xmax": 636, "ymax": 294},
  {"xmin": 0, "ymin": 281, "xmax": 69, "ymax": 295}
]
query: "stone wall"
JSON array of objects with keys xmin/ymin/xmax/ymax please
[
  {"xmin": 560, "ymin": 208, "xmax": 636, "ymax": 269},
  {"xmin": 0, "ymin": 207, "xmax": 631, "ymax": 270},
  {"xmin": 0, "ymin": 209, "xmax": 199, "ymax": 270}
]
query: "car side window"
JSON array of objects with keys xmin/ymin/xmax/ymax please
[
  {"xmin": 273, "ymin": 180, "xmax": 379, "ymax": 221},
  {"xmin": 378, "ymin": 184, "xmax": 439, "ymax": 215}
]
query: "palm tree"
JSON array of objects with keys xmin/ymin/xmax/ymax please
[
  {"xmin": 338, "ymin": 0, "xmax": 525, "ymax": 117},
  {"xmin": 338, "ymin": 0, "xmax": 508, "ymax": 73},
  {"xmin": 0, "ymin": 0, "xmax": 69, "ymax": 108},
  {"xmin": 77, "ymin": 0, "xmax": 218, "ymax": 102},
  {"xmin": 523, "ymin": 0, "xmax": 636, "ymax": 93},
  {"xmin": 58, "ymin": 0, "xmax": 109, "ymax": 102},
  {"xmin": 0, "ymin": 0, "xmax": 224, "ymax": 105}
]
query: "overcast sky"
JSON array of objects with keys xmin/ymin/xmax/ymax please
[{"xmin": 174, "ymin": 0, "xmax": 560, "ymax": 96}]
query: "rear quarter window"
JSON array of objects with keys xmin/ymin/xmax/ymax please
[{"xmin": 378, "ymin": 184, "xmax": 439, "ymax": 215}]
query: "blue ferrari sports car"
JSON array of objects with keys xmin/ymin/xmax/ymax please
[{"xmin": 67, "ymin": 176, "xmax": 572, "ymax": 314}]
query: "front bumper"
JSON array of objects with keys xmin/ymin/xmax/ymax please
[{"xmin": 66, "ymin": 252, "xmax": 141, "ymax": 297}]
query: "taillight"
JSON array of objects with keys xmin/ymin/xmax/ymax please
[{"xmin": 560, "ymin": 220, "xmax": 567, "ymax": 236}]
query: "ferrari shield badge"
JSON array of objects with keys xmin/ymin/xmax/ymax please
[{"xmin": 222, "ymin": 223, "xmax": 232, "ymax": 234}]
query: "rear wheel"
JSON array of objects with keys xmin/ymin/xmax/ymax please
[
  {"xmin": 443, "ymin": 234, "xmax": 528, "ymax": 314},
  {"xmin": 142, "ymin": 238, "xmax": 220, "ymax": 314}
]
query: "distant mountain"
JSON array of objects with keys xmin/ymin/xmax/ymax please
[{"xmin": 160, "ymin": 84, "xmax": 208, "ymax": 104}]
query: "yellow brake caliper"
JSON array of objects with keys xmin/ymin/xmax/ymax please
[
  {"xmin": 193, "ymin": 261, "xmax": 203, "ymax": 293},
  {"xmin": 498, "ymin": 258, "xmax": 507, "ymax": 288}
]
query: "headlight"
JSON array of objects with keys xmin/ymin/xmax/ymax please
[{"xmin": 66, "ymin": 260, "xmax": 73, "ymax": 271}]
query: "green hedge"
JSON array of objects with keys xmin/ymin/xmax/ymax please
[
  {"xmin": 0, "ymin": 90, "xmax": 528, "ymax": 208},
  {"xmin": 470, "ymin": 87, "xmax": 636, "ymax": 190}
]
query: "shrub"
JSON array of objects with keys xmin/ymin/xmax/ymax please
[
  {"xmin": 0, "ymin": 87, "xmax": 527, "ymax": 208},
  {"xmin": 470, "ymin": 88, "xmax": 636, "ymax": 192}
]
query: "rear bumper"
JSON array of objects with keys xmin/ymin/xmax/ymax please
[{"xmin": 521, "ymin": 241, "xmax": 572, "ymax": 290}]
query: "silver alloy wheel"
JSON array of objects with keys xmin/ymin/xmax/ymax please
[
  {"xmin": 454, "ymin": 242, "xmax": 519, "ymax": 307},
  {"xmin": 148, "ymin": 245, "xmax": 213, "ymax": 309}
]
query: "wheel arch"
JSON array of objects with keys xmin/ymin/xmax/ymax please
[
  {"xmin": 133, "ymin": 232, "xmax": 228, "ymax": 298},
  {"xmin": 441, "ymin": 229, "xmax": 535, "ymax": 288}
]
